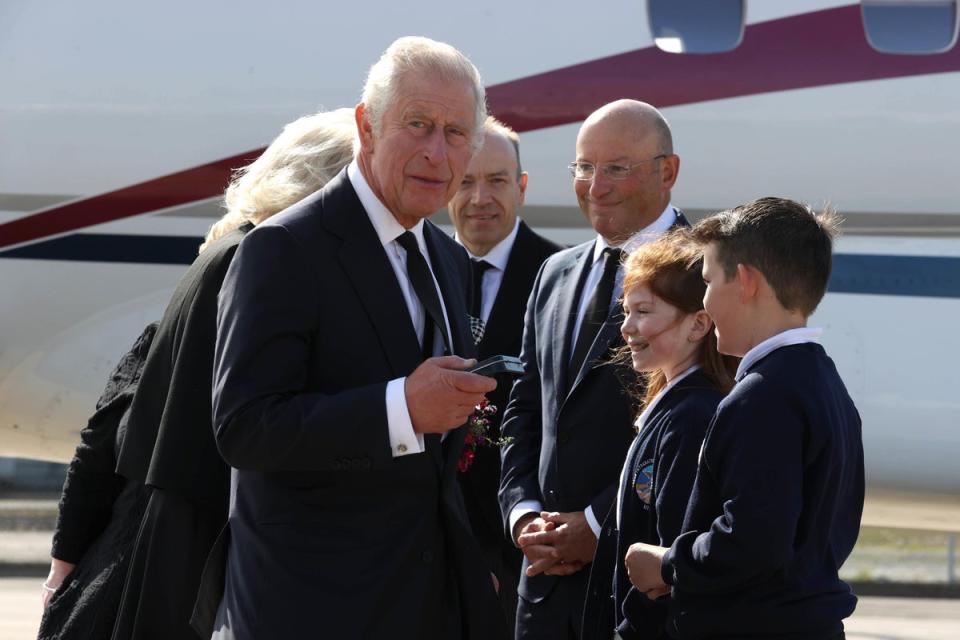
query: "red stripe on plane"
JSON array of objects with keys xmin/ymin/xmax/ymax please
[
  {"xmin": 488, "ymin": 5, "xmax": 960, "ymax": 132},
  {"xmin": 3, "ymin": 5, "xmax": 959, "ymax": 250},
  {"xmin": 0, "ymin": 149, "xmax": 264, "ymax": 250}
]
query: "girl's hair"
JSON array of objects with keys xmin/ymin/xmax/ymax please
[
  {"xmin": 621, "ymin": 229, "xmax": 738, "ymax": 410},
  {"xmin": 199, "ymin": 108, "xmax": 357, "ymax": 253}
]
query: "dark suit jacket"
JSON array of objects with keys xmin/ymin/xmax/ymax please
[
  {"xmin": 211, "ymin": 169, "xmax": 506, "ymax": 640},
  {"xmin": 457, "ymin": 221, "xmax": 560, "ymax": 564},
  {"xmin": 498, "ymin": 210, "xmax": 688, "ymax": 606}
]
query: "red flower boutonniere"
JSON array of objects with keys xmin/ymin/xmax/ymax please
[{"xmin": 458, "ymin": 399, "xmax": 513, "ymax": 473}]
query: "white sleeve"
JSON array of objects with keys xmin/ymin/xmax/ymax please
[
  {"xmin": 583, "ymin": 504, "xmax": 602, "ymax": 539},
  {"xmin": 386, "ymin": 378, "xmax": 424, "ymax": 457}
]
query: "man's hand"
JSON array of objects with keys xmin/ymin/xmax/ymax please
[
  {"xmin": 517, "ymin": 511, "xmax": 597, "ymax": 573},
  {"xmin": 513, "ymin": 513, "xmax": 562, "ymax": 577},
  {"xmin": 405, "ymin": 356, "xmax": 496, "ymax": 434},
  {"xmin": 624, "ymin": 542, "xmax": 670, "ymax": 599},
  {"xmin": 41, "ymin": 558, "xmax": 75, "ymax": 607}
]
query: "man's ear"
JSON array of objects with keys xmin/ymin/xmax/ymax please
[
  {"xmin": 356, "ymin": 104, "xmax": 374, "ymax": 153},
  {"xmin": 736, "ymin": 263, "xmax": 760, "ymax": 303},
  {"xmin": 660, "ymin": 154, "xmax": 680, "ymax": 191},
  {"xmin": 688, "ymin": 309, "xmax": 713, "ymax": 343},
  {"xmin": 518, "ymin": 172, "xmax": 529, "ymax": 204}
]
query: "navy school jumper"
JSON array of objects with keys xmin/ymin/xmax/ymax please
[{"xmin": 662, "ymin": 343, "xmax": 865, "ymax": 640}]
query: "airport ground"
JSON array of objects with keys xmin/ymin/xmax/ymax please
[
  {"xmin": 2, "ymin": 496, "xmax": 958, "ymax": 639},
  {"xmin": 2, "ymin": 576, "xmax": 958, "ymax": 639}
]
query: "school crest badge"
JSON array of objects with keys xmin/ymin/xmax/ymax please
[{"xmin": 634, "ymin": 460, "xmax": 654, "ymax": 504}]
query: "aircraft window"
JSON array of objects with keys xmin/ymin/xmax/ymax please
[
  {"xmin": 862, "ymin": 0, "xmax": 958, "ymax": 54},
  {"xmin": 647, "ymin": 0, "xmax": 744, "ymax": 53}
]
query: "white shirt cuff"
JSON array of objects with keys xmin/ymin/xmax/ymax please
[
  {"xmin": 584, "ymin": 504, "xmax": 601, "ymax": 538},
  {"xmin": 508, "ymin": 500, "xmax": 544, "ymax": 546},
  {"xmin": 386, "ymin": 378, "xmax": 424, "ymax": 457}
]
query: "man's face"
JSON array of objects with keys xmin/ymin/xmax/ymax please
[
  {"xmin": 702, "ymin": 243, "xmax": 745, "ymax": 356},
  {"xmin": 574, "ymin": 118, "xmax": 669, "ymax": 243},
  {"xmin": 448, "ymin": 131, "xmax": 526, "ymax": 255},
  {"xmin": 358, "ymin": 71, "xmax": 478, "ymax": 227}
]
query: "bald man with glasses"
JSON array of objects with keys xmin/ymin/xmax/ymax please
[{"xmin": 498, "ymin": 99, "xmax": 687, "ymax": 640}]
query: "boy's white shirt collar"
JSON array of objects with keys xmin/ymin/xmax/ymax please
[
  {"xmin": 348, "ymin": 160, "xmax": 427, "ymax": 249},
  {"xmin": 592, "ymin": 203, "xmax": 677, "ymax": 263},
  {"xmin": 735, "ymin": 326, "xmax": 824, "ymax": 381}
]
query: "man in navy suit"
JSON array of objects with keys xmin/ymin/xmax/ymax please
[
  {"xmin": 448, "ymin": 117, "xmax": 562, "ymax": 634},
  {"xmin": 498, "ymin": 100, "xmax": 687, "ymax": 639},
  {"xmin": 209, "ymin": 37, "xmax": 506, "ymax": 640}
]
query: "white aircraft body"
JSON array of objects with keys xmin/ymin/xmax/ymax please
[{"xmin": 2, "ymin": 1, "xmax": 959, "ymax": 529}]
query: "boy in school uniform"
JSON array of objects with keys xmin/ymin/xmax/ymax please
[{"xmin": 624, "ymin": 197, "xmax": 865, "ymax": 639}]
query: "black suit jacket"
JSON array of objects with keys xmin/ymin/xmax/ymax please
[
  {"xmin": 498, "ymin": 210, "xmax": 688, "ymax": 605},
  {"xmin": 211, "ymin": 170, "xmax": 506, "ymax": 640},
  {"xmin": 457, "ymin": 221, "xmax": 560, "ymax": 559}
]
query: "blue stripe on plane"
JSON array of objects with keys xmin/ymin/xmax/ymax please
[
  {"xmin": 2, "ymin": 234, "xmax": 960, "ymax": 299},
  {"xmin": 830, "ymin": 254, "xmax": 960, "ymax": 299},
  {"xmin": 0, "ymin": 233, "xmax": 201, "ymax": 265}
]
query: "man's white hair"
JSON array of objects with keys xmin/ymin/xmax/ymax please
[
  {"xmin": 360, "ymin": 36, "xmax": 487, "ymax": 149},
  {"xmin": 201, "ymin": 108, "xmax": 356, "ymax": 253}
]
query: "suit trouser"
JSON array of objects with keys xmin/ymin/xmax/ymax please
[{"xmin": 515, "ymin": 569, "xmax": 589, "ymax": 640}]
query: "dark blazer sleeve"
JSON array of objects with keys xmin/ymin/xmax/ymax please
[
  {"xmin": 51, "ymin": 323, "xmax": 157, "ymax": 562},
  {"xmin": 662, "ymin": 383, "xmax": 805, "ymax": 593},
  {"xmin": 497, "ymin": 265, "xmax": 546, "ymax": 536},
  {"xmin": 213, "ymin": 224, "xmax": 393, "ymax": 472}
]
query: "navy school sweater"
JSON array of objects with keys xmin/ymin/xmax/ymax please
[{"xmin": 661, "ymin": 343, "xmax": 864, "ymax": 640}]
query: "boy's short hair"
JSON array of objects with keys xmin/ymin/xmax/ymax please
[{"xmin": 691, "ymin": 197, "xmax": 840, "ymax": 316}]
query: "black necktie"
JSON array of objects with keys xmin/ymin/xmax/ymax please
[
  {"xmin": 470, "ymin": 259, "xmax": 493, "ymax": 345},
  {"xmin": 396, "ymin": 231, "xmax": 450, "ymax": 356},
  {"xmin": 396, "ymin": 231, "xmax": 446, "ymax": 468},
  {"xmin": 568, "ymin": 247, "xmax": 623, "ymax": 386}
]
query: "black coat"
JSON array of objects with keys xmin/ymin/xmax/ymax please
[
  {"xmin": 210, "ymin": 170, "xmax": 507, "ymax": 640},
  {"xmin": 457, "ymin": 221, "xmax": 561, "ymax": 564},
  {"xmin": 40, "ymin": 323, "xmax": 157, "ymax": 640},
  {"xmin": 115, "ymin": 224, "xmax": 251, "ymax": 509},
  {"xmin": 107, "ymin": 225, "xmax": 251, "ymax": 640}
]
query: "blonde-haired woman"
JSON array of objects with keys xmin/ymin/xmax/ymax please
[{"xmin": 40, "ymin": 109, "xmax": 355, "ymax": 640}]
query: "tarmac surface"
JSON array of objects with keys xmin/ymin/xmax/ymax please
[{"xmin": 2, "ymin": 577, "xmax": 958, "ymax": 640}]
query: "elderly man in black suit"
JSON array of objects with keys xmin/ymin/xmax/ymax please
[
  {"xmin": 498, "ymin": 100, "xmax": 688, "ymax": 640},
  {"xmin": 447, "ymin": 117, "xmax": 561, "ymax": 634},
  {"xmin": 209, "ymin": 37, "xmax": 507, "ymax": 640}
]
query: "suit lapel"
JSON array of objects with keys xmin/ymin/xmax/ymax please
[
  {"xmin": 422, "ymin": 222, "xmax": 475, "ymax": 476},
  {"xmin": 552, "ymin": 242, "xmax": 595, "ymax": 400},
  {"xmin": 568, "ymin": 304, "xmax": 623, "ymax": 394},
  {"xmin": 423, "ymin": 222, "xmax": 470, "ymax": 357},
  {"xmin": 481, "ymin": 222, "xmax": 535, "ymax": 355},
  {"xmin": 321, "ymin": 173, "xmax": 423, "ymax": 379}
]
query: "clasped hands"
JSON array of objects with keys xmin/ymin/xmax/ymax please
[{"xmin": 514, "ymin": 511, "xmax": 597, "ymax": 577}]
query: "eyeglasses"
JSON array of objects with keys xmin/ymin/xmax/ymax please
[{"xmin": 568, "ymin": 155, "xmax": 667, "ymax": 181}]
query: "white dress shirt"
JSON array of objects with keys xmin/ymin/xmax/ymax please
[
  {"xmin": 455, "ymin": 217, "xmax": 520, "ymax": 324},
  {"xmin": 348, "ymin": 161, "xmax": 453, "ymax": 458},
  {"xmin": 510, "ymin": 204, "xmax": 679, "ymax": 542},
  {"xmin": 735, "ymin": 326, "xmax": 824, "ymax": 381}
]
